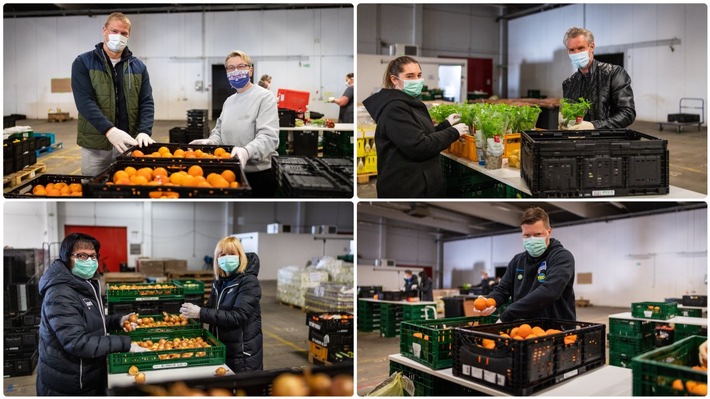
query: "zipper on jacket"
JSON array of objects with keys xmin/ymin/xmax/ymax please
[
  {"xmin": 85, "ymin": 280, "xmax": 107, "ymax": 335},
  {"xmin": 215, "ymin": 281, "xmax": 240, "ymax": 341},
  {"xmin": 79, "ymin": 358, "xmax": 83, "ymax": 390}
]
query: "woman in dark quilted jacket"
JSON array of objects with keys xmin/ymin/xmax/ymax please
[
  {"xmin": 180, "ymin": 236, "xmax": 263, "ymax": 372},
  {"xmin": 37, "ymin": 233, "xmax": 137, "ymax": 396}
]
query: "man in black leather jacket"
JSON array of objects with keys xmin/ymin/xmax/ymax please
[{"xmin": 561, "ymin": 27, "xmax": 636, "ymax": 130}]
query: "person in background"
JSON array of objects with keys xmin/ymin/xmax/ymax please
[
  {"xmin": 402, "ymin": 269, "xmax": 419, "ymax": 296},
  {"xmin": 190, "ymin": 50, "xmax": 279, "ymax": 197},
  {"xmin": 329, "ymin": 72, "xmax": 354, "ymax": 123},
  {"xmin": 418, "ymin": 271, "xmax": 433, "ymax": 301},
  {"xmin": 71, "ymin": 12, "xmax": 155, "ymax": 176},
  {"xmin": 474, "ymin": 207, "xmax": 576, "ymax": 322},
  {"xmin": 180, "ymin": 236, "xmax": 263, "ymax": 372},
  {"xmin": 475, "ymin": 271, "xmax": 494, "ymax": 295},
  {"xmin": 37, "ymin": 233, "xmax": 146, "ymax": 395},
  {"xmin": 363, "ymin": 56, "xmax": 468, "ymax": 198},
  {"xmin": 257, "ymin": 74, "xmax": 272, "ymax": 90},
  {"xmin": 561, "ymin": 26, "xmax": 636, "ymax": 130}
]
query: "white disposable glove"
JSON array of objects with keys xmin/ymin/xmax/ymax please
[
  {"xmin": 231, "ymin": 147, "xmax": 249, "ymax": 167},
  {"xmin": 445, "ymin": 113, "xmax": 461, "ymax": 125},
  {"xmin": 699, "ymin": 340, "xmax": 708, "ymax": 368},
  {"xmin": 453, "ymin": 123, "xmax": 469, "ymax": 136},
  {"xmin": 565, "ymin": 121, "xmax": 595, "ymax": 130},
  {"xmin": 129, "ymin": 342, "xmax": 150, "ymax": 353},
  {"xmin": 327, "ymin": 96, "xmax": 335, "ymax": 103},
  {"xmin": 180, "ymin": 303, "xmax": 201, "ymax": 319},
  {"xmin": 189, "ymin": 138, "xmax": 216, "ymax": 145},
  {"xmin": 135, "ymin": 133, "xmax": 155, "ymax": 147},
  {"xmin": 120, "ymin": 313, "xmax": 135, "ymax": 325},
  {"xmin": 106, "ymin": 127, "xmax": 138, "ymax": 153}
]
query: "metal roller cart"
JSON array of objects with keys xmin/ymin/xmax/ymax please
[{"xmin": 658, "ymin": 97, "xmax": 704, "ymax": 132}]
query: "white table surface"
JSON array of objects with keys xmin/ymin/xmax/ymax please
[
  {"xmin": 359, "ymin": 298, "xmax": 437, "ymax": 306},
  {"xmin": 389, "ymin": 354, "xmax": 632, "ymax": 396},
  {"xmin": 108, "ymin": 363, "xmax": 232, "ymax": 389},
  {"xmin": 441, "ymin": 151, "xmax": 706, "ymax": 199},
  {"xmin": 608, "ymin": 312, "xmax": 708, "ymax": 326},
  {"xmin": 279, "ymin": 123, "xmax": 354, "ymax": 132}
]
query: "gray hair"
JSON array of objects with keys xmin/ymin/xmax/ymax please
[{"xmin": 563, "ymin": 27, "xmax": 594, "ymax": 47}]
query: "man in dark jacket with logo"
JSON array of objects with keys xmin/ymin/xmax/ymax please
[
  {"xmin": 561, "ymin": 26, "xmax": 636, "ymax": 130},
  {"xmin": 478, "ymin": 207, "xmax": 576, "ymax": 322},
  {"xmin": 71, "ymin": 12, "xmax": 155, "ymax": 176},
  {"xmin": 363, "ymin": 56, "xmax": 468, "ymax": 198},
  {"xmin": 180, "ymin": 237, "xmax": 263, "ymax": 372},
  {"xmin": 37, "ymin": 233, "xmax": 139, "ymax": 396}
]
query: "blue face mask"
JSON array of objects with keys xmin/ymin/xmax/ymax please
[
  {"xmin": 218, "ymin": 255, "xmax": 240, "ymax": 273},
  {"xmin": 72, "ymin": 258, "xmax": 98, "ymax": 279},
  {"xmin": 227, "ymin": 70, "xmax": 250, "ymax": 90},
  {"xmin": 523, "ymin": 236, "xmax": 548, "ymax": 257},
  {"xmin": 569, "ymin": 50, "xmax": 590, "ymax": 70},
  {"xmin": 397, "ymin": 78, "xmax": 424, "ymax": 97}
]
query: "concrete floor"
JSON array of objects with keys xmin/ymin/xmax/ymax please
[
  {"xmin": 357, "ymin": 120, "xmax": 708, "ymax": 198},
  {"xmin": 3, "ymin": 279, "xmax": 324, "ymax": 396},
  {"xmin": 356, "ymin": 305, "xmax": 628, "ymax": 396}
]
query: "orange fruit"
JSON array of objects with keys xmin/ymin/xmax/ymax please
[
  {"xmin": 45, "ymin": 183, "xmax": 55, "ymax": 192},
  {"xmin": 220, "ymin": 152, "xmax": 232, "ymax": 159},
  {"xmin": 59, "ymin": 186, "xmax": 71, "ymax": 196},
  {"xmin": 513, "ymin": 335, "xmax": 524, "ymax": 340},
  {"xmin": 32, "ymin": 184, "xmax": 46, "ymax": 194},
  {"xmin": 229, "ymin": 181, "xmax": 240, "ymax": 188},
  {"xmin": 70, "ymin": 191, "xmax": 82, "ymax": 197},
  {"xmin": 546, "ymin": 329, "xmax": 561, "ymax": 335},
  {"xmin": 691, "ymin": 383, "xmax": 707, "ymax": 396},
  {"xmin": 173, "ymin": 148, "xmax": 185, "ymax": 157},
  {"xmin": 133, "ymin": 175, "xmax": 149, "ymax": 185},
  {"xmin": 181, "ymin": 175, "xmax": 196, "ymax": 187},
  {"xmin": 499, "ymin": 333, "xmax": 510, "ymax": 338},
  {"xmin": 517, "ymin": 324, "xmax": 532, "ymax": 339},
  {"xmin": 686, "ymin": 380, "xmax": 698, "ymax": 391},
  {"xmin": 153, "ymin": 174, "xmax": 169, "ymax": 185},
  {"xmin": 132, "ymin": 149, "xmax": 144, "ymax": 157},
  {"xmin": 149, "ymin": 191, "xmax": 163, "ymax": 199},
  {"xmin": 197, "ymin": 180, "xmax": 211, "ymax": 188},
  {"xmin": 564, "ymin": 334, "xmax": 577, "ymax": 345},
  {"xmin": 152, "ymin": 167, "xmax": 168, "ymax": 179},
  {"xmin": 194, "ymin": 149, "xmax": 205, "ymax": 158},
  {"xmin": 473, "ymin": 297, "xmax": 488, "ymax": 311},
  {"xmin": 33, "ymin": 187, "xmax": 47, "ymax": 196},
  {"xmin": 184, "ymin": 151, "xmax": 196, "ymax": 158},
  {"xmin": 158, "ymin": 146, "xmax": 170, "ymax": 155},
  {"xmin": 486, "ymin": 298, "xmax": 496, "ymax": 308},
  {"xmin": 482, "ymin": 339, "xmax": 495, "ymax": 349},
  {"xmin": 54, "ymin": 182, "xmax": 68, "ymax": 190},
  {"xmin": 214, "ymin": 147, "xmax": 226, "ymax": 157},
  {"xmin": 188, "ymin": 165, "xmax": 203, "ymax": 177},
  {"xmin": 526, "ymin": 333, "xmax": 538, "ymax": 340},
  {"xmin": 150, "ymin": 152, "xmax": 162, "ymax": 157},
  {"xmin": 532, "ymin": 326, "xmax": 546, "ymax": 336},
  {"xmin": 115, "ymin": 177, "xmax": 131, "ymax": 185},
  {"xmin": 169, "ymin": 172, "xmax": 185, "ymax": 185},
  {"xmin": 47, "ymin": 188, "xmax": 61, "ymax": 196},
  {"xmin": 211, "ymin": 176, "xmax": 230, "ymax": 188},
  {"xmin": 672, "ymin": 379, "xmax": 684, "ymax": 391},
  {"xmin": 510, "ymin": 327, "xmax": 519, "ymax": 338},
  {"xmin": 221, "ymin": 169, "xmax": 236, "ymax": 183},
  {"xmin": 113, "ymin": 170, "xmax": 129, "ymax": 183},
  {"xmin": 124, "ymin": 166, "xmax": 137, "ymax": 176}
]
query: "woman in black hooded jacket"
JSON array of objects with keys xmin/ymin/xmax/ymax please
[
  {"xmin": 37, "ymin": 233, "xmax": 139, "ymax": 396},
  {"xmin": 180, "ymin": 236, "xmax": 263, "ymax": 372}
]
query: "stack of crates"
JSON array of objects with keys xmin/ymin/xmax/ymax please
[
  {"xmin": 608, "ymin": 318, "xmax": 657, "ymax": 368},
  {"xmin": 3, "ymin": 134, "xmax": 37, "ymax": 176},
  {"xmin": 306, "ymin": 312, "xmax": 353, "ymax": 364},
  {"xmin": 356, "ymin": 128, "xmax": 376, "ymax": 175},
  {"xmin": 186, "ymin": 109, "xmax": 210, "ymax": 142},
  {"xmin": 379, "ymin": 303, "xmax": 403, "ymax": 338},
  {"xmin": 171, "ymin": 279, "xmax": 205, "ymax": 306},
  {"xmin": 357, "ymin": 299, "xmax": 380, "ymax": 332},
  {"xmin": 323, "ymin": 130, "xmax": 353, "ymax": 157},
  {"xmin": 4, "ymin": 310, "xmax": 40, "ymax": 377},
  {"xmin": 632, "ymin": 335, "xmax": 708, "ymax": 396},
  {"xmin": 106, "ymin": 282, "xmax": 185, "ymax": 315}
]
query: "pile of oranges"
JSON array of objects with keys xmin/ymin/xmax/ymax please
[
  {"xmin": 473, "ymin": 297, "xmax": 497, "ymax": 310},
  {"xmin": 110, "ymin": 164, "xmax": 239, "ymax": 189},
  {"xmin": 672, "ymin": 378, "xmax": 707, "ymax": 396},
  {"xmin": 30, "ymin": 182, "xmax": 83, "ymax": 196},
  {"xmin": 131, "ymin": 146, "xmax": 231, "ymax": 159},
  {"xmin": 479, "ymin": 323, "xmax": 578, "ymax": 349}
]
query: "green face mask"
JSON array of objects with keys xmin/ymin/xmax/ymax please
[
  {"xmin": 72, "ymin": 258, "xmax": 98, "ymax": 279},
  {"xmin": 398, "ymin": 78, "xmax": 424, "ymax": 97},
  {"xmin": 218, "ymin": 255, "xmax": 240, "ymax": 273},
  {"xmin": 523, "ymin": 237, "xmax": 548, "ymax": 257}
]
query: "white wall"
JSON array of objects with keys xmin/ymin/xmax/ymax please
[
  {"xmin": 443, "ymin": 208, "xmax": 707, "ymax": 306},
  {"xmin": 3, "ymin": 7, "xmax": 354, "ymax": 120},
  {"xmin": 232, "ymin": 202, "xmax": 353, "ymax": 234},
  {"xmin": 508, "ymin": 3, "xmax": 707, "ymax": 123},
  {"xmin": 235, "ymin": 232, "xmax": 353, "ymax": 280},
  {"xmin": 357, "ymin": 213, "xmax": 439, "ymax": 269},
  {"xmin": 357, "ymin": 265, "xmax": 426, "ymax": 291}
]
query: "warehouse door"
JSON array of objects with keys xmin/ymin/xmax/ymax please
[
  {"xmin": 440, "ymin": 56, "xmax": 493, "ymax": 99},
  {"xmin": 63, "ymin": 226, "xmax": 127, "ymax": 274},
  {"xmin": 595, "ymin": 53, "xmax": 624, "ymax": 68}
]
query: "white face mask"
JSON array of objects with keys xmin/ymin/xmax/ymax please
[{"xmin": 107, "ymin": 34, "xmax": 128, "ymax": 53}]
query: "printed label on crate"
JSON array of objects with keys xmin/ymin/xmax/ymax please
[
  {"xmin": 592, "ymin": 190, "xmax": 615, "ymax": 196},
  {"xmin": 470, "ymin": 366, "xmax": 482, "ymax": 379},
  {"xmin": 483, "ymin": 370, "xmax": 497, "ymax": 384},
  {"xmin": 153, "ymin": 362, "xmax": 188, "ymax": 369},
  {"xmin": 497, "ymin": 374, "xmax": 506, "ymax": 386},
  {"xmin": 412, "ymin": 342, "xmax": 421, "ymax": 358},
  {"xmin": 135, "ymin": 297, "xmax": 160, "ymax": 301},
  {"xmin": 308, "ymin": 321, "xmax": 321, "ymax": 330},
  {"xmin": 559, "ymin": 369, "xmax": 579, "ymax": 382}
]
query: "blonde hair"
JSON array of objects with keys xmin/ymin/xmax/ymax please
[
  {"xmin": 224, "ymin": 50, "xmax": 252, "ymax": 69},
  {"xmin": 104, "ymin": 12, "xmax": 131, "ymax": 31},
  {"xmin": 213, "ymin": 236, "xmax": 248, "ymax": 278}
]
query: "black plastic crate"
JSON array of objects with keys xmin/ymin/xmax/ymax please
[
  {"xmin": 85, "ymin": 159, "xmax": 251, "ymax": 198},
  {"xmin": 452, "ymin": 318, "xmax": 605, "ymax": 396},
  {"xmin": 109, "ymin": 361, "xmax": 353, "ymax": 396},
  {"xmin": 681, "ymin": 295, "xmax": 707, "ymax": 307},
  {"xmin": 4, "ymin": 327, "xmax": 38, "ymax": 354},
  {"xmin": 521, "ymin": 129, "xmax": 669, "ymax": 198},
  {"xmin": 5, "ymin": 174, "xmax": 91, "ymax": 198},
  {"xmin": 308, "ymin": 329, "xmax": 353, "ymax": 349},
  {"xmin": 278, "ymin": 108, "xmax": 296, "ymax": 127},
  {"xmin": 4, "ymin": 350, "xmax": 38, "ymax": 377},
  {"xmin": 116, "ymin": 143, "xmax": 237, "ymax": 165},
  {"xmin": 667, "ymin": 113, "xmax": 700, "ymax": 123},
  {"xmin": 380, "ymin": 291, "xmax": 403, "ymax": 301},
  {"xmin": 169, "ymin": 127, "xmax": 187, "ymax": 144},
  {"xmin": 108, "ymin": 300, "xmax": 182, "ymax": 316},
  {"xmin": 306, "ymin": 312, "xmax": 354, "ymax": 333}
]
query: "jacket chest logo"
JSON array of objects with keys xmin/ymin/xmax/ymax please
[
  {"xmin": 82, "ymin": 298, "xmax": 94, "ymax": 309},
  {"xmin": 537, "ymin": 261, "xmax": 547, "ymax": 282}
]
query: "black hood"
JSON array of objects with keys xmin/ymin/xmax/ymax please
[
  {"xmin": 244, "ymin": 252, "xmax": 260, "ymax": 277},
  {"xmin": 363, "ymin": 88, "xmax": 426, "ymax": 123},
  {"xmin": 38, "ymin": 259, "xmax": 97, "ymax": 298}
]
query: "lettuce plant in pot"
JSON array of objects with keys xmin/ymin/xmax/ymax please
[
  {"xmin": 481, "ymin": 110, "xmax": 508, "ymax": 169},
  {"xmin": 559, "ymin": 97, "xmax": 592, "ymax": 128}
]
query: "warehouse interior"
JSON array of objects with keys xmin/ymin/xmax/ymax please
[
  {"xmin": 3, "ymin": 201, "xmax": 354, "ymax": 395},
  {"xmin": 356, "ymin": 201, "xmax": 708, "ymax": 395}
]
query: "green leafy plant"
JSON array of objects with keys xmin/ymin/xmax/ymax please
[
  {"xmin": 560, "ymin": 97, "xmax": 592, "ymax": 126},
  {"xmin": 516, "ymin": 105, "xmax": 542, "ymax": 132}
]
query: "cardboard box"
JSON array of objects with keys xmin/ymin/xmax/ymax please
[
  {"xmin": 137, "ymin": 259, "xmax": 165, "ymax": 277},
  {"xmin": 463, "ymin": 299, "xmax": 476, "ymax": 317},
  {"xmin": 164, "ymin": 259, "xmax": 188, "ymax": 274}
]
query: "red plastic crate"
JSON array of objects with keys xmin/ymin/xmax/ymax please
[{"xmin": 277, "ymin": 89, "xmax": 310, "ymax": 112}]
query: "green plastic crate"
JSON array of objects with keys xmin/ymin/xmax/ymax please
[
  {"xmin": 674, "ymin": 324, "xmax": 706, "ymax": 341},
  {"xmin": 609, "ymin": 352, "xmax": 634, "ymax": 369},
  {"xmin": 402, "ymin": 305, "xmax": 435, "ymax": 321},
  {"xmin": 171, "ymin": 279, "xmax": 205, "ymax": 296},
  {"xmin": 608, "ymin": 333, "xmax": 656, "ymax": 357},
  {"xmin": 389, "ymin": 361, "xmax": 435, "ymax": 396},
  {"xmin": 113, "ymin": 314, "xmax": 201, "ymax": 336},
  {"xmin": 632, "ymin": 335, "xmax": 708, "ymax": 396},
  {"xmin": 609, "ymin": 318, "xmax": 656, "ymax": 337},
  {"xmin": 399, "ymin": 315, "xmax": 498, "ymax": 369},
  {"xmin": 108, "ymin": 329, "xmax": 225, "ymax": 374},
  {"xmin": 107, "ymin": 282, "xmax": 184, "ymax": 303},
  {"xmin": 678, "ymin": 308, "xmax": 703, "ymax": 318},
  {"xmin": 632, "ymin": 301, "xmax": 678, "ymax": 320}
]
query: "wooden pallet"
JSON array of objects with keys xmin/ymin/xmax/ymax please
[
  {"xmin": 576, "ymin": 299, "xmax": 592, "ymax": 307},
  {"xmin": 279, "ymin": 301, "xmax": 305, "ymax": 311},
  {"xmin": 3, "ymin": 163, "xmax": 47, "ymax": 188},
  {"xmin": 47, "ymin": 112, "xmax": 72, "ymax": 122},
  {"xmin": 308, "ymin": 352, "xmax": 333, "ymax": 366},
  {"xmin": 168, "ymin": 270, "xmax": 214, "ymax": 303},
  {"xmin": 356, "ymin": 172, "xmax": 377, "ymax": 184}
]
